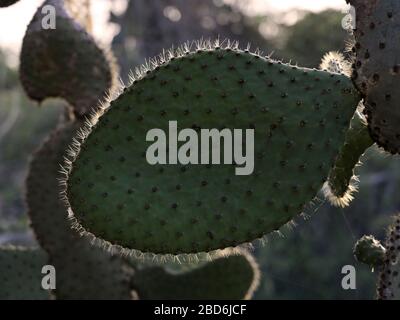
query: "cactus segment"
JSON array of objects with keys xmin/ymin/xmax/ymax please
[
  {"xmin": 49, "ymin": 240, "xmax": 134, "ymax": 300},
  {"xmin": 133, "ymin": 249, "xmax": 260, "ymax": 300},
  {"xmin": 0, "ymin": 0, "xmax": 19, "ymax": 7},
  {"xmin": 350, "ymin": 0, "xmax": 400, "ymax": 154},
  {"xmin": 19, "ymin": 0, "xmax": 117, "ymax": 118},
  {"xmin": 26, "ymin": 122, "xmax": 134, "ymax": 299},
  {"xmin": 377, "ymin": 214, "xmax": 400, "ymax": 300},
  {"xmin": 65, "ymin": 42, "xmax": 361, "ymax": 255},
  {"xmin": 354, "ymin": 235, "xmax": 386, "ymax": 268},
  {"xmin": 322, "ymin": 109, "xmax": 374, "ymax": 207},
  {"xmin": 320, "ymin": 51, "xmax": 352, "ymax": 77},
  {"xmin": 27, "ymin": 122, "xmax": 82, "ymax": 253},
  {"xmin": 0, "ymin": 246, "xmax": 50, "ymax": 300}
]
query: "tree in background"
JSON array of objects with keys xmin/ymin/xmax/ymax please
[
  {"xmin": 278, "ymin": 10, "xmax": 349, "ymax": 67},
  {"xmin": 0, "ymin": 50, "xmax": 18, "ymax": 90},
  {"xmin": 110, "ymin": 0, "xmax": 270, "ymax": 80}
]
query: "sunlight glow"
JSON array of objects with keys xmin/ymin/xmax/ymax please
[{"xmin": 0, "ymin": 0, "xmax": 347, "ymax": 65}]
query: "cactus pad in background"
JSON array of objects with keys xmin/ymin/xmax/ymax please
[
  {"xmin": 27, "ymin": 121, "xmax": 134, "ymax": 300},
  {"xmin": 133, "ymin": 249, "xmax": 260, "ymax": 300},
  {"xmin": 27, "ymin": 122, "xmax": 81, "ymax": 253},
  {"xmin": 349, "ymin": 0, "xmax": 400, "ymax": 154},
  {"xmin": 354, "ymin": 235, "xmax": 386, "ymax": 268},
  {"xmin": 19, "ymin": 0, "xmax": 117, "ymax": 118},
  {"xmin": 49, "ymin": 241, "xmax": 134, "ymax": 300},
  {"xmin": 0, "ymin": 247, "xmax": 50, "ymax": 300},
  {"xmin": 377, "ymin": 214, "xmax": 400, "ymax": 300},
  {"xmin": 0, "ymin": 0, "xmax": 19, "ymax": 7},
  {"xmin": 322, "ymin": 109, "xmax": 374, "ymax": 207},
  {"xmin": 65, "ymin": 43, "xmax": 361, "ymax": 255}
]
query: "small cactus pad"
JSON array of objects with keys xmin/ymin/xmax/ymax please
[
  {"xmin": 350, "ymin": 0, "xmax": 400, "ymax": 154},
  {"xmin": 354, "ymin": 235, "xmax": 386, "ymax": 268},
  {"xmin": 27, "ymin": 122, "xmax": 134, "ymax": 300},
  {"xmin": 66, "ymin": 44, "xmax": 360, "ymax": 255},
  {"xmin": 377, "ymin": 214, "xmax": 400, "ymax": 300},
  {"xmin": 0, "ymin": 246, "xmax": 50, "ymax": 300},
  {"xmin": 323, "ymin": 109, "xmax": 373, "ymax": 207},
  {"xmin": 320, "ymin": 51, "xmax": 351, "ymax": 76},
  {"xmin": 0, "ymin": 0, "xmax": 19, "ymax": 7},
  {"xmin": 20, "ymin": 0, "xmax": 116, "ymax": 117},
  {"xmin": 133, "ymin": 249, "xmax": 260, "ymax": 300}
]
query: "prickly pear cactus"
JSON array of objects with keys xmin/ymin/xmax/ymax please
[
  {"xmin": 20, "ymin": 0, "xmax": 116, "ymax": 117},
  {"xmin": 323, "ymin": 109, "xmax": 373, "ymax": 207},
  {"xmin": 8, "ymin": 0, "xmax": 400, "ymax": 300},
  {"xmin": 0, "ymin": 0, "xmax": 19, "ymax": 7},
  {"xmin": 65, "ymin": 43, "xmax": 361, "ymax": 255},
  {"xmin": 133, "ymin": 249, "xmax": 260, "ymax": 300},
  {"xmin": 27, "ymin": 121, "xmax": 134, "ymax": 300},
  {"xmin": 354, "ymin": 235, "xmax": 386, "ymax": 268},
  {"xmin": 349, "ymin": 0, "xmax": 400, "ymax": 154},
  {"xmin": 0, "ymin": 246, "xmax": 50, "ymax": 300},
  {"xmin": 377, "ymin": 215, "xmax": 400, "ymax": 300}
]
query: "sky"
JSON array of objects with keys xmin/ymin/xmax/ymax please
[{"xmin": 0, "ymin": 0, "xmax": 347, "ymax": 64}]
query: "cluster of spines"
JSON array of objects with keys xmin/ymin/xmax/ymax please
[{"xmin": 320, "ymin": 51, "xmax": 352, "ymax": 77}]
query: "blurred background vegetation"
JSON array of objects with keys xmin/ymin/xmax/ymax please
[{"xmin": 1, "ymin": 0, "xmax": 399, "ymax": 299}]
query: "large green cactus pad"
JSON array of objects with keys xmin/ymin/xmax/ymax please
[
  {"xmin": 377, "ymin": 215, "xmax": 400, "ymax": 300},
  {"xmin": 66, "ymin": 45, "xmax": 360, "ymax": 255},
  {"xmin": 0, "ymin": 247, "xmax": 50, "ymax": 300},
  {"xmin": 27, "ymin": 122, "xmax": 134, "ymax": 300},
  {"xmin": 133, "ymin": 249, "xmax": 260, "ymax": 300},
  {"xmin": 20, "ymin": 0, "xmax": 116, "ymax": 117}
]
